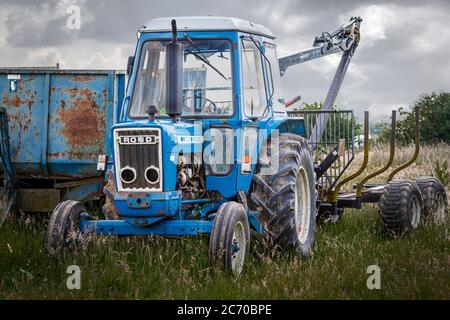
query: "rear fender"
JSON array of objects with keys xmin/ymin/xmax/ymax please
[{"xmin": 277, "ymin": 117, "xmax": 307, "ymax": 138}]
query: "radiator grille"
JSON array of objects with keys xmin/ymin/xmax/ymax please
[{"xmin": 114, "ymin": 128, "xmax": 162, "ymax": 192}]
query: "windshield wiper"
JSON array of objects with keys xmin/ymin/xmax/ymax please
[{"xmin": 184, "ymin": 36, "xmax": 228, "ymax": 81}]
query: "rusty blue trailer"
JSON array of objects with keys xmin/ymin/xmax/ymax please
[{"xmin": 0, "ymin": 67, "xmax": 125, "ymax": 213}]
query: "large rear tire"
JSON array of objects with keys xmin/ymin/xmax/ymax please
[
  {"xmin": 250, "ymin": 133, "xmax": 316, "ymax": 257},
  {"xmin": 46, "ymin": 200, "xmax": 86, "ymax": 253},
  {"xmin": 209, "ymin": 201, "xmax": 250, "ymax": 275},
  {"xmin": 415, "ymin": 176, "xmax": 448, "ymax": 224},
  {"xmin": 378, "ymin": 179, "xmax": 423, "ymax": 234}
]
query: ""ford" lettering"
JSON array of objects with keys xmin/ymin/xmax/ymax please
[{"xmin": 119, "ymin": 135, "xmax": 157, "ymax": 145}]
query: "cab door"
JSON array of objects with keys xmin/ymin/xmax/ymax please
[{"xmin": 235, "ymin": 36, "xmax": 270, "ymax": 191}]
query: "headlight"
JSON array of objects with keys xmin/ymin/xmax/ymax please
[
  {"xmin": 144, "ymin": 166, "xmax": 160, "ymax": 184},
  {"xmin": 120, "ymin": 166, "xmax": 137, "ymax": 184}
]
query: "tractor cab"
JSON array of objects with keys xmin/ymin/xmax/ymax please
[
  {"xmin": 124, "ymin": 16, "xmax": 285, "ymax": 123},
  {"xmin": 109, "ymin": 16, "xmax": 287, "ymax": 216}
]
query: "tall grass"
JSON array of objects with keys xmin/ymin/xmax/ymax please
[
  {"xmin": 0, "ymin": 144, "xmax": 449, "ymax": 300},
  {"xmin": 350, "ymin": 142, "xmax": 450, "ymax": 185}
]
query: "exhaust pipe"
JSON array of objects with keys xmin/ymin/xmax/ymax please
[{"xmin": 165, "ymin": 19, "xmax": 183, "ymax": 120}]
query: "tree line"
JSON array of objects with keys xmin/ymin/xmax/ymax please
[{"xmin": 375, "ymin": 92, "xmax": 450, "ymax": 145}]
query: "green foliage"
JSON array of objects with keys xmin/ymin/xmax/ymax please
[
  {"xmin": 300, "ymin": 101, "xmax": 323, "ymax": 111},
  {"xmin": 377, "ymin": 92, "xmax": 450, "ymax": 145},
  {"xmin": 434, "ymin": 160, "xmax": 449, "ymax": 187},
  {"xmin": 373, "ymin": 122, "xmax": 391, "ymax": 145}
]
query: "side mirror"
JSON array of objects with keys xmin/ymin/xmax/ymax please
[{"xmin": 127, "ymin": 56, "xmax": 134, "ymax": 76}]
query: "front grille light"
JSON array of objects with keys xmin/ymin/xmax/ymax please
[
  {"xmin": 144, "ymin": 166, "xmax": 160, "ymax": 184},
  {"xmin": 120, "ymin": 166, "xmax": 137, "ymax": 184}
]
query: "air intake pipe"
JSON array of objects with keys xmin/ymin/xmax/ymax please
[{"xmin": 165, "ymin": 19, "xmax": 183, "ymax": 120}]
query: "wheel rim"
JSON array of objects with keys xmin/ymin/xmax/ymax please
[
  {"xmin": 294, "ymin": 166, "xmax": 311, "ymax": 245},
  {"xmin": 231, "ymin": 221, "xmax": 246, "ymax": 275},
  {"xmin": 410, "ymin": 195, "xmax": 421, "ymax": 228}
]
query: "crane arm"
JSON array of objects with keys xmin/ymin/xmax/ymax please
[
  {"xmin": 279, "ymin": 17, "xmax": 362, "ymax": 147},
  {"xmin": 279, "ymin": 17, "xmax": 362, "ymax": 75}
]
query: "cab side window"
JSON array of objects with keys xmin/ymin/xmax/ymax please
[{"xmin": 241, "ymin": 39, "xmax": 267, "ymax": 118}]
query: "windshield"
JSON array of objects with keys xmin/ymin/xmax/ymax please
[{"xmin": 130, "ymin": 39, "xmax": 233, "ymax": 117}]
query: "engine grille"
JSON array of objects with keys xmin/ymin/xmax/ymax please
[{"xmin": 113, "ymin": 128, "xmax": 163, "ymax": 192}]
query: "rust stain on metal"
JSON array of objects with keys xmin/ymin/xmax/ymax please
[
  {"xmin": 56, "ymin": 86, "xmax": 106, "ymax": 160},
  {"xmin": 47, "ymin": 152, "xmax": 67, "ymax": 159},
  {"xmin": 2, "ymin": 86, "xmax": 35, "ymax": 109},
  {"xmin": 73, "ymin": 75, "xmax": 97, "ymax": 83},
  {"xmin": 8, "ymin": 112, "xmax": 31, "ymax": 134},
  {"xmin": 2, "ymin": 95, "xmax": 24, "ymax": 107},
  {"xmin": 59, "ymin": 96, "xmax": 100, "ymax": 148}
]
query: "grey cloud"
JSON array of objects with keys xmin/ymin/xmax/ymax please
[
  {"xmin": 1, "ymin": 0, "xmax": 449, "ymax": 120},
  {"xmin": 6, "ymin": 14, "xmax": 75, "ymax": 47}
]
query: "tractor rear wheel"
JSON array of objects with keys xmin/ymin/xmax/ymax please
[
  {"xmin": 46, "ymin": 200, "xmax": 86, "ymax": 253},
  {"xmin": 415, "ymin": 176, "xmax": 448, "ymax": 223},
  {"xmin": 103, "ymin": 169, "xmax": 119, "ymax": 220},
  {"xmin": 250, "ymin": 133, "xmax": 316, "ymax": 258},
  {"xmin": 209, "ymin": 201, "xmax": 250, "ymax": 275},
  {"xmin": 378, "ymin": 179, "xmax": 423, "ymax": 234}
]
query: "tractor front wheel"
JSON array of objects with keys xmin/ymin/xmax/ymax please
[
  {"xmin": 378, "ymin": 179, "xmax": 423, "ymax": 235},
  {"xmin": 46, "ymin": 200, "xmax": 86, "ymax": 253},
  {"xmin": 209, "ymin": 201, "xmax": 250, "ymax": 275}
]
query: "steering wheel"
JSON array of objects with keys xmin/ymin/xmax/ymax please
[
  {"xmin": 202, "ymin": 98, "xmax": 218, "ymax": 113},
  {"xmin": 183, "ymin": 96, "xmax": 217, "ymax": 114}
]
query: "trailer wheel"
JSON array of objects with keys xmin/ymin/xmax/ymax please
[
  {"xmin": 209, "ymin": 201, "xmax": 250, "ymax": 275},
  {"xmin": 46, "ymin": 200, "xmax": 86, "ymax": 253},
  {"xmin": 250, "ymin": 133, "xmax": 316, "ymax": 258},
  {"xmin": 378, "ymin": 179, "xmax": 423, "ymax": 234},
  {"xmin": 415, "ymin": 176, "xmax": 448, "ymax": 223},
  {"xmin": 103, "ymin": 169, "xmax": 119, "ymax": 220}
]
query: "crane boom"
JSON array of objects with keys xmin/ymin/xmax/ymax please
[{"xmin": 279, "ymin": 17, "xmax": 362, "ymax": 147}]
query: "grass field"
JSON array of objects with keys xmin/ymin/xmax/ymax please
[{"xmin": 0, "ymin": 144, "xmax": 449, "ymax": 300}]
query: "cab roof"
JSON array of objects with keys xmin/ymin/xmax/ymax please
[{"xmin": 140, "ymin": 16, "xmax": 275, "ymax": 39}]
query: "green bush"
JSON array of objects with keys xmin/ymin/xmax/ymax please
[{"xmin": 376, "ymin": 92, "xmax": 450, "ymax": 145}]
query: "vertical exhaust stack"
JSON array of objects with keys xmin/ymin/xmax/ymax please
[{"xmin": 165, "ymin": 19, "xmax": 183, "ymax": 120}]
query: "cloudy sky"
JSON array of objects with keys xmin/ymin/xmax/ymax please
[{"xmin": 1, "ymin": 0, "xmax": 449, "ymax": 121}]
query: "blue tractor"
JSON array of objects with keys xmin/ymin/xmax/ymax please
[{"xmin": 45, "ymin": 16, "xmax": 448, "ymax": 275}]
